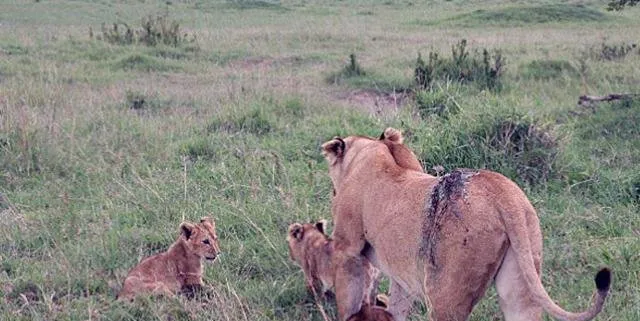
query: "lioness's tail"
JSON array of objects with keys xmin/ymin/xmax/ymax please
[{"xmin": 500, "ymin": 205, "xmax": 610, "ymax": 321}]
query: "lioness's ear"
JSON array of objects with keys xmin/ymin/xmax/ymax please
[
  {"xmin": 379, "ymin": 127, "xmax": 403, "ymax": 144},
  {"xmin": 315, "ymin": 219, "xmax": 328, "ymax": 235},
  {"xmin": 180, "ymin": 222, "xmax": 196, "ymax": 240},
  {"xmin": 321, "ymin": 137, "xmax": 345, "ymax": 163},
  {"xmin": 288, "ymin": 223, "xmax": 304, "ymax": 241}
]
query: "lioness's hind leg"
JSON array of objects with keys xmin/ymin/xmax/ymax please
[{"xmin": 495, "ymin": 248, "xmax": 542, "ymax": 321}]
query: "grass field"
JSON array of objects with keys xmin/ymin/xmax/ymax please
[{"xmin": 1, "ymin": 0, "xmax": 639, "ymax": 320}]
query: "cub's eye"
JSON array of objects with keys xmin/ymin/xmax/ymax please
[{"xmin": 203, "ymin": 239, "xmax": 210, "ymax": 245}]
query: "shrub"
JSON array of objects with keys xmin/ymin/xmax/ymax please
[
  {"xmin": 125, "ymin": 90, "xmax": 146, "ymax": 110},
  {"xmin": 607, "ymin": 0, "xmax": 640, "ymax": 11},
  {"xmin": 326, "ymin": 53, "xmax": 367, "ymax": 84},
  {"xmin": 486, "ymin": 119, "xmax": 558, "ymax": 185},
  {"xmin": 414, "ymin": 52, "xmax": 436, "ymax": 90},
  {"xmin": 417, "ymin": 113, "xmax": 558, "ymax": 186},
  {"xmin": 342, "ymin": 53, "xmax": 365, "ymax": 78},
  {"xmin": 97, "ymin": 10, "xmax": 196, "ymax": 48},
  {"xmin": 594, "ymin": 42, "xmax": 637, "ymax": 61},
  {"xmin": 414, "ymin": 40, "xmax": 505, "ymax": 91}
]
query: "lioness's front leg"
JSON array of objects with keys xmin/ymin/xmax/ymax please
[
  {"xmin": 388, "ymin": 281, "xmax": 413, "ymax": 321},
  {"xmin": 332, "ymin": 215, "xmax": 368, "ymax": 321},
  {"xmin": 333, "ymin": 250, "xmax": 367, "ymax": 321}
]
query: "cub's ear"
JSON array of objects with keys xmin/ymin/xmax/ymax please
[
  {"xmin": 321, "ymin": 137, "xmax": 345, "ymax": 164},
  {"xmin": 315, "ymin": 219, "xmax": 328, "ymax": 235},
  {"xmin": 180, "ymin": 222, "xmax": 196, "ymax": 240},
  {"xmin": 379, "ymin": 127, "xmax": 403, "ymax": 144},
  {"xmin": 288, "ymin": 223, "xmax": 304, "ymax": 241}
]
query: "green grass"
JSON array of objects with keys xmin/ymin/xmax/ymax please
[
  {"xmin": 0, "ymin": 1, "xmax": 639, "ymax": 320},
  {"xmin": 415, "ymin": 4, "xmax": 614, "ymax": 27},
  {"xmin": 520, "ymin": 59, "xmax": 579, "ymax": 80}
]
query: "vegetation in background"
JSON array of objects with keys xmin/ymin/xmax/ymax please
[
  {"xmin": 0, "ymin": 1, "xmax": 638, "ymax": 320},
  {"xmin": 414, "ymin": 83, "xmax": 461, "ymax": 119},
  {"xmin": 607, "ymin": 0, "xmax": 640, "ymax": 10},
  {"xmin": 583, "ymin": 41, "xmax": 639, "ymax": 61},
  {"xmin": 437, "ymin": 4, "xmax": 610, "ymax": 26},
  {"xmin": 412, "ymin": 111, "xmax": 559, "ymax": 186},
  {"xmin": 521, "ymin": 59, "xmax": 578, "ymax": 80},
  {"xmin": 326, "ymin": 53, "xmax": 366, "ymax": 82},
  {"xmin": 414, "ymin": 40, "xmax": 505, "ymax": 91},
  {"xmin": 96, "ymin": 10, "xmax": 196, "ymax": 48}
]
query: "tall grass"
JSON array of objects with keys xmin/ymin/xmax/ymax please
[{"xmin": 0, "ymin": 1, "xmax": 638, "ymax": 321}]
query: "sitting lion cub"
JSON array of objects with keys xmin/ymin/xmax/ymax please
[
  {"xmin": 118, "ymin": 217, "xmax": 221, "ymax": 300},
  {"xmin": 287, "ymin": 220, "xmax": 388, "ymax": 310}
]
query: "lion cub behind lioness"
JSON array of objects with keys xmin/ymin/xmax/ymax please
[
  {"xmin": 118, "ymin": 217, "xmax": 221, "ymax": 300},
  {"xmin": 287, "ymin": 220, "xmax": 392, "ymax": 321}
]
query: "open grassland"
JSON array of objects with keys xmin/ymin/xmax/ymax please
[{"xmin": 1, "ymin": 0, "xmax": 639, "ymax": 320}]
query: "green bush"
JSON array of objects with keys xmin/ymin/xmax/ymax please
[
  {"xmin": 417, "ymin": 112, "xmax": 558, "ymax": 186},
  {"xmin": 585, "ymin": 42, "xmax": 638, "ymax": 61},
  {"xmin": 97, "ymin": 11, "xmax": 196, "ymax": 48},
  {"xmin": 326, "ymin": 53, "xmax": 366, "ymax": 84},
  {"xmin": 607, "ymin": 0, "xmax": 640, "ymax": 11},
  {"xmin": 414, "ymin": 40, "xmax": 505, "ymax": 91}
]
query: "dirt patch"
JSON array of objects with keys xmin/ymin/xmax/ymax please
[
  {"xmin": 420, "ymin": 169, "xmax": 478, "ymax": 267},
  {"xmin": 337, "ymin": 89, "xmax": 409, "ymax": 114},
  {"xmin": 7, "ymin": 281, "xmax": 41, "ymax": 305},
  {"xmin": 229, "ymin": 56, "xmax": 274, "ymax": 70}
]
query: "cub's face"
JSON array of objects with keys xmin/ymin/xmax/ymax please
[
  {"xmin": 180, "ymin": 217, "xmax": 221, "ymax": 261},
  {"xmin": 287, "ymin": 220, "xmax": 328, "ymax": 267}
]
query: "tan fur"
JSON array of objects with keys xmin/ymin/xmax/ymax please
[
  {"xmin": 118, "ymin": 217, "xmax": 221, "ymax": 300},
  {"xmin": 379, "ymin": 128, "xmax": 423, "ymax": 173},
  {"xmin": 322, "ymin": 128, "xmax": 610, "ymax": 321},
  {"xmin": 287, "ymin": 220, "xmax": 383, "ymax": 307}
]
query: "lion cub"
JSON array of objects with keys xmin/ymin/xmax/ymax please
[
  {"xmin": 287, "ymin": 220, "xmax": 386, "ymax": 309},
  {"xmin": 118, "ymin": 217, "xmax": 221, "ymax": 300}
]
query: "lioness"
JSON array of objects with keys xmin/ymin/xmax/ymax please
[
  {"xmin": 118, "ymin": 217, "xmax": 221, "ymax": 300},
  {"xmin": 321, "ymin": 128, "xmax": 610, "ymax": 321},
  {"xmin": 287, "ymin": 220, "xmax": 384, "ymax": 307}
]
